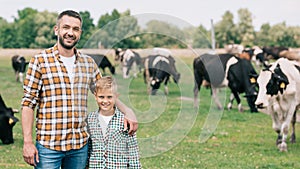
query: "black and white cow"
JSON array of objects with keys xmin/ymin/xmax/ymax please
[
  {"xmin": 12, "ymin": 55, "xmax": 29, "ymax": 83},
  {"xmin": 115, "ymin": 49, "xmax": 142, "ymax": 78},
  {"xmin": 193, "ymin": 53, "xmax": 258, "ymax": 112},
  {"xmin": 87, "ymin": 54, "xmax": 115, "ymax": 75},
  {"xmin": 144, "ymin": 54, "xmax": 180, "ymax": 95},
  {"xmin": 262, "ymin": 46, "xmax": 289, "ymax": 60},
  {"xmin": 0, "ymin": 95, "xmax": 19, "ymax": 144},
  {"xmin": 252, "ymin": 58, "xmax": 300, "ymax": 152}
]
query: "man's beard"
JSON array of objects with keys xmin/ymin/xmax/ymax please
[{"xmin": 58, "ymin": 35, "xmax": 79, "ymax": 50}]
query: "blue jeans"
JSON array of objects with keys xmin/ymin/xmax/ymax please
[{"xmin": 35, "ymin": 142, "xmax": 88, "ymax": 169}]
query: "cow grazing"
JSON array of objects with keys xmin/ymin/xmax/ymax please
[
  {"xmin": 252, "ymin": 58, "xmax": 300, "ymax": 152},
  {"xmin": 12, "ymin": 55, "xmax": 29, "ymax": 83},
  {"xmin": 193, "ymin": 53, "xmax": 258, "ymax": 112},
  {"xmin": 224, "ymin": 44, "xmax": 244, "ymax": 55},
  {"xmin": 144, "ymin": 54, "xmax": 180, "ymax": 95},
  {"xmin": 0, "ymin": 95, "xmax": 19, "ymax": 144},
  {"xmin": 87, "ymin": 54, "xmax": 115, "ymax": 75},
  {"xmin": 115, "ymin": 48, "xmax": 142, "ymax": 79},
  {"xmin": 262, "ymin": 46, "xmax": 289, "ymax": 60}
]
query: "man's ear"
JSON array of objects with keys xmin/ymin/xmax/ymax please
[{"xmin": 54, "ymin": 25, "xmax": 58, "ymax": 36}]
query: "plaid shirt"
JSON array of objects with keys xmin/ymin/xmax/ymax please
[
  {"xmin": 87, "ymin": 108, "xmax": 141, "ymax": 169},
  {"xmin": 21, "ymin": 44, "xmax": 101, "ymax": 151}
]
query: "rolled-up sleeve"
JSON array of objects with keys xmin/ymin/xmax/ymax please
[{"xmin": 21, "ymin": 55, "xmax": 42, "ymax": 110}]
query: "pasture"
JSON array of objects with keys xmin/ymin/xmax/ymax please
[{"xmin": 1, "ymin": 50, "xmax": 300, "ymax": 169}]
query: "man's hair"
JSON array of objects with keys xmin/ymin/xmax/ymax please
[
  {"xmin": 94, "ymin": 76, "xmax": 118, "ymax": 94},
  {"xmin": 57, "ymin": 10, "xmax": 82, "ymax": 25}
]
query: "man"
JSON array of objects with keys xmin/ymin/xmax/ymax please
[{"xmin": 21, "ymin": 10, "xmax": 137, "ymax": 168}]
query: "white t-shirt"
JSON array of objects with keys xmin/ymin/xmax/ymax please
[
  {"xmin": 60, "ymin": 55, "xmax": 75, "ymax": 82},
  {"xmin": 98, "ymin": 114, "xmax": 114, "ymax": 137}
]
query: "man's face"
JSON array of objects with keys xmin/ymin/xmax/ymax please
[{"xmin": 54, "ymin": 15, "xmax": 82, "ymax": 49}]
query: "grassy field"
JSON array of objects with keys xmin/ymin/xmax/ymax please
[{"xmin": 1, "ymin": 54, "xmax": 300, "ymax": 169}]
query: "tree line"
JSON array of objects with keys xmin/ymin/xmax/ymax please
[{"xmin": 0, "ymin": 7, "xmax": 299, "ymax": 49}]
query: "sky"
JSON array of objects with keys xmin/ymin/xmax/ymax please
[{"xmin": 0, "ymin": 0, "xmax": 299, "ymax": 31}]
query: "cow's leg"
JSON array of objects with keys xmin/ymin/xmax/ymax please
[
  {"xmin": 211, "ymin": 87, "xmax": 223, "ymax": 110},
  {"xmin": 278, "ymin": 103, "xmax": 297, "ymax": 152},
  {"xmin": 231, "ymin": 91, "xmax": 243, "ymax": 112},
  {"xmin": 227, "ymin": 93, "xmax": 235, "ymax": 110},
  {"xmin": 164, "ymin": 76, "xmax": 169, "ymax": 95},
  {"xmin": 290, "ymin": 111, "xmax": 296, "ymax": 144},
  {"xmin": 193, "ymin": 71, "xmax": 203, "ymax": 109},
  {"xmin": 123, "ymin": 66, "xmax": 129, "ymax": 79},
  {"xmin": 19, "ymin": 72, "xmax": 24, "ymax": 83},
  {"xmin": 132, "ymin": 62, "xmax": 138, "ymax": 78},
  {"xmin": 15, "ymin": 71, "xmax": 19, "ymax": 82},
  {"xmin": 193, "ymin": 81, "xmax": 200, "ymax": 108}
]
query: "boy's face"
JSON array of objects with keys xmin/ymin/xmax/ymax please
[{"xmin": 95, "ymin": 88, "xmax": 117, "ymax": 114}]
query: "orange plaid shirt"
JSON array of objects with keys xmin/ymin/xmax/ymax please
[{"xmin": 21, "ymin": 44, "xmax": 101, "ymax": 151}]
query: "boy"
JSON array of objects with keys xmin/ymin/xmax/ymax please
[{"xmin": 87, "ymin": 76, "xmax": 141, "ymax": 168}]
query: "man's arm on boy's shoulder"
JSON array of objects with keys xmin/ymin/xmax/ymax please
[{"xmin": 115, "ymin": 99, "xmax": 138, "ymax": 135}]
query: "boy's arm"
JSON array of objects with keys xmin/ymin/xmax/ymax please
[{"xmin": 115, "ymin": 99, "xmax": 138, "ymax": 135}]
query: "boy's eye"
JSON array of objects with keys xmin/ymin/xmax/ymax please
[
  {"xmin": 107, "ymin": 96, "xmax": 113, "ymax": 99},
  {"xmin": 99, "ymin": 96, "xmax": 104, "ymax": 99}
]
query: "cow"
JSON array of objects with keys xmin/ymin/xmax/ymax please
[
  {"xmin": 252, "ymin": 58, "xmax": 300, "ymax": 152},
  {"xmin": 224, "ymin": 44, "xmax": 244, "ymax": 55},
  {"xmin": 143, "ymin": 54, "xmax": 180, "ymax": 95},
  {"xmin": 193, "ymin": 53, "xmax": 258, "ymax": 112},
  {"xmin": 87, "ymin": 54, "xmax": 115, "ymax": 75},
  {"xmin": 262, "ymin": 46, "xmax": 289, "ymax": 60},
  {"xmin": 11, "ymin": 55, "xmax": 29, "ymax": 83},
  {"xmin": 0, "ymin": 95, "xmax": 19, "ymax": 144},
  {"xmin": 115, "ymin": 48, "xmax": 142, "ymax": 79}
]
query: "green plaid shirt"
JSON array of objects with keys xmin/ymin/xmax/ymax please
[
  {"xmin": 21, "ymin": 44, "xmax": 101, "ymax": 151},
  {"xmin": 87, "ymin": 108, "xmax": 141, "ymax": 169}
]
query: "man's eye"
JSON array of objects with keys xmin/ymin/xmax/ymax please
[
  {"xmin": 62, "ymin": 26, "xmax": 70, "ymax": 30},
  {"xmin": 73, "ymin": 27, "xmax": 81, "ymax": 32}
]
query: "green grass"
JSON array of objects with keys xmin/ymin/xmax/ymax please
[{"xmin": 1, "ymin": 55, "xmax": 300, "ymax": 169}]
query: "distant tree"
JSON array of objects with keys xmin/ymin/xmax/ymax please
[
  {"xmin": 141, "ymin": 20, "xmax": 186, "ymax": 48},
  {"xmin": 90, "ymin": 9, "xmax": 141, "ymax": 48},
  {"xmin": 214, "ymin": 11, "xmax": 237, "ymax": 48},
  {"xmin": 77, "ymin": 11, "xmax": 96, "ymax": 48},
  {"xmin": 268, "ymin": 22, "xmax": 299, "ymax": 47},
  {"xmin": 190, "ymin": 25, "xmax": 210, "ymax": 48},
  {"xmin": 30, "ymin": 11, "xmax": 57, "ymax": 48},
  {"xmin": 14, "ymin": 8, "xmax": 39, "ymax": 48},
  {"xmin": 236, "ymin": 8, "xmax": 255, "ymax": 47},
  {"xmin": 255, "ymin": 23, "xmax": 273, "ymax": 46}
]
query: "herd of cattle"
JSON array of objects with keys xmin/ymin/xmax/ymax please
[{"xmin": 2, "ymin": 45, "xmax": 300, "ymax": 152}]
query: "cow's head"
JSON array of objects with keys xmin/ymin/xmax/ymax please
[
  {"xmin": 17, "ymin": 57, "xmax": 28, "ymax": 73},
  {"xmin": 245, "ymin": 73, "xmax": 259, "ymax": 112},
  {"xmin": 171, "ymin": 72, "xmax": 179, "ymax": 83},
  {"xmin": 150, "ymin": 77, "xmax": 162, "ymax": 95},
  {"xmin": 253, "ymin": 64, "xmax": 289, "ymax": 108},
  {"xmin": 114, "ymin": 48, "xmax": 124, "ymax": 62},
  {"xmin": 0, "ymin": 95, "xmax": 19, "ymax": 144}
]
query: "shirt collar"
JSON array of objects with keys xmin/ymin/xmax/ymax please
[{"xmin": 53, "ymin": 44, "xmax": 80, "ymax": 63}]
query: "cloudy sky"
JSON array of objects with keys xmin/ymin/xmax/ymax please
[{"xmin": 0, "ymin": 0, "xmax": 299, "ymax": 30}]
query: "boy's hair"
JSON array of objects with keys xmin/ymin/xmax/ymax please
[
  {"xmin": 94, "ymin": 76, "xmax": 117, "ymax": 94},
  {"xmin": 57, "ymin": 10, "xmax": 82, "ymax": 25}
]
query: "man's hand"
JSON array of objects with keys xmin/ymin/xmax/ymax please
[
  {"xmin": 23, "ymin": 142, "xmax": 39, "ymax": 166},
  {"xmin": 124, "ymin": 116, "xmax": 138, "ymax": 135}
]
